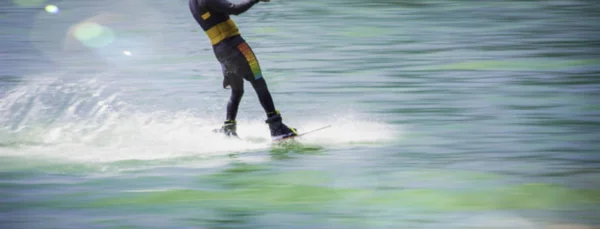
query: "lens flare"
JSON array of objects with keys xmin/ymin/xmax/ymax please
[
  {"xmin": 44, "ymin": 4, "xmax": 59, "ymax": 14},
  {"xmin": 123, "ymin": 50, "xmax": 132, "ymax": 56},
  {"xmin": 72, "ymin": 22, "xmax": 115, "ymax": 48}
]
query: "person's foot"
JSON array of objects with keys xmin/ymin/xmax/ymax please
[
  {"xmin": 265, "ymin": 111, "xmax": 297, "ymax": 141},
  {"xmin": 212, "ymin": 120, "xmax": 238, "ymax": 137}
]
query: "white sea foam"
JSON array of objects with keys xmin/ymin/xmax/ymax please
[{"xmin": 0, "ymin": 77, "xmax": 400, "ymax": 164}]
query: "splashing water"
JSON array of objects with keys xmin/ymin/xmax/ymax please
[{"xmin": 0, "ymin": 77, "xmax": 399, "ymax": 164}]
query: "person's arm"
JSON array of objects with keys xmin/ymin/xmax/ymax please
[{"xmin": 207, "ymin": 0, "xmax": 261, "ymax": 16}]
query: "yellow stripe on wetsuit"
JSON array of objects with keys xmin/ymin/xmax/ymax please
[
  {"xmin": 201, "ymin": 12, "xmax": 211, "ymax": 20},
  {"xmin": 205, "ymin": 19, "xmax": 240, "ymax": 45}
]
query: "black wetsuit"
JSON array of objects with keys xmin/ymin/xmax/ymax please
[{"xmin": 189, "ymin": 0, "xmax": 276, "ymax": 121}]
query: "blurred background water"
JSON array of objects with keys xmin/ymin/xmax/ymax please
[{"xmin": 1, "ymin": 0, "xmax": 599, "ymax": 228}]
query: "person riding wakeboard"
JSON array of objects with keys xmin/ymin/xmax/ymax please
[{"xmin": 188, "ymin": 0, "xmax": 298, "ymax": 140}]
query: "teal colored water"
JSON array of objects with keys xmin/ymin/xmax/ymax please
[{"xmin": 1, "ymin": 0, "xmax": 600, "ymax": 228}]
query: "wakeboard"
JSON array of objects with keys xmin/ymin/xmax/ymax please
[
  {"xmin": 274, "ymin": 125, "xmax": 332, "ymax": 142},
  {"xmin": 212, "ymin": 125, "xmax": 332, "ymax": 143}
]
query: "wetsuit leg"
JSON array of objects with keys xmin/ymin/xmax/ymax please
[
  {"xmin": 250, "ymin": 78, "xmax": 276, "ymax": 116},
  {"xmin": 234, "ymin": 41, "xmax": 277, "ymax": 116},
  {"xmin": 225, "ymin": 74, "xmax": 276, "ymax": 120},
  {"xmin": 221, "ymin": 63, "xmax": 244, "ymax": 121},
  {"xmin": 215, "ymin": 36, "xmax": 277, "ymax": 120}
]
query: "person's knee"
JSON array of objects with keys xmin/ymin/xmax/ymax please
[
  {"xmin": 251, "ymin": 77, "xmax": 267, "ymax": 89},
  {"xmin": 231, "ymin": 88, "xmax": 244, "ymax": 99}
]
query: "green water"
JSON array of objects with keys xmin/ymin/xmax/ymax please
[{"xmin": 1, "ymin": 0, "xmax": 599, "ymax": 228}]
